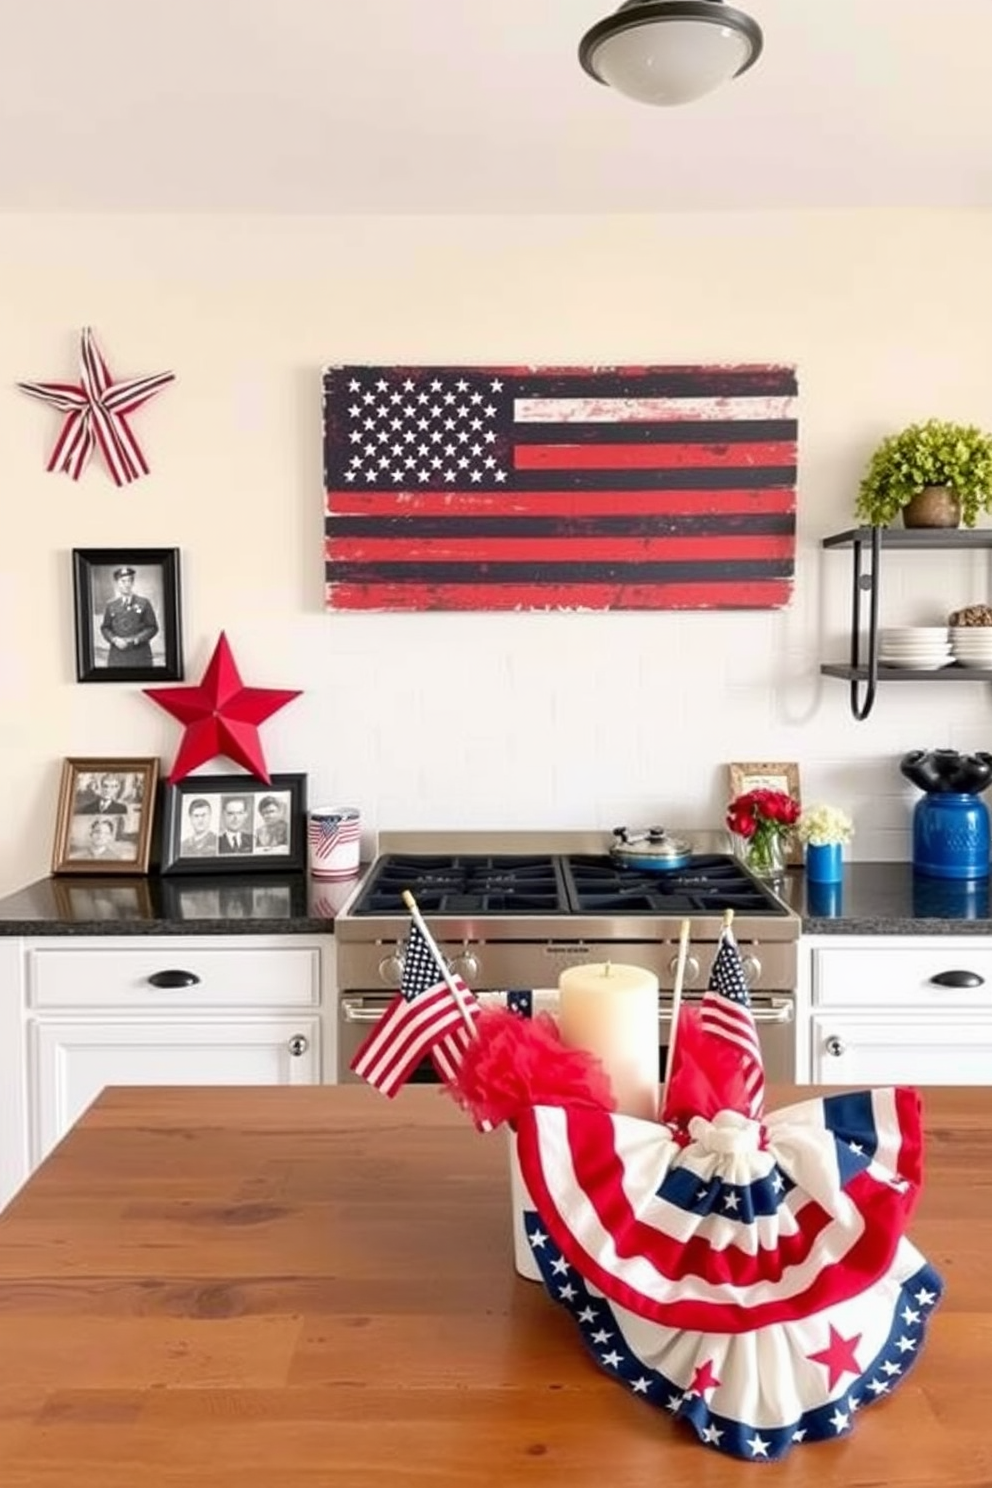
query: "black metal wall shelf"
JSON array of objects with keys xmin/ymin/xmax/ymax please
[{"xmin": 820, "ymin": 526, "xmax": 992, "ymax": 720}]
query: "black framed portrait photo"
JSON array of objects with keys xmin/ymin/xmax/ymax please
[
  {"xmin": 51, "ymin": 757, "xmax": 160, "ymax": 876},
  {"xmin": 160, "ymin": 774, "xmax": 308, "ymax": 876},
  {"xmin": 72, "ymin": 547, "xmax": 183, "ymax": 683}
]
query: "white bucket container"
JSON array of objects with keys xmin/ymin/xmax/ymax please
[{"xmin": 508, "ymin": 1133, "xmax": 542, "ymax": 1281}]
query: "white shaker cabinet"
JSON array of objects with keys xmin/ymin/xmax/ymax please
[
  {"xmin": 804, "ymin": 935, "xmax": 992, "ymax": 1084},
  {"xmin": 0, "ymin": 933, "xmax": 336, "ymax": 1211}
]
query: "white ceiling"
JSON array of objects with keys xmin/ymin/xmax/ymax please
[{"xmin": 2, "ymin": 0, "xmax": 991, "ymax": 213}]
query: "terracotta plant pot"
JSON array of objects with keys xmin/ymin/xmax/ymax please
[{"xmin": 902, "ymin": 486, "xmax": 961, "ymax": 529}]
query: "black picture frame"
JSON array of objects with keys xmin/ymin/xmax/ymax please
[
  {"xmin": 72, "ymin": 547, "xmax": 184, "ymax": 683},
  {"xmin": 160, "ymin": 773, "xmax": 308, "ymax": 876}
]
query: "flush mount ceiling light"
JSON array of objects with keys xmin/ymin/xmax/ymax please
[{"xmin": 579, "ymin": 0, "xmax": 763, "ymax": 107}]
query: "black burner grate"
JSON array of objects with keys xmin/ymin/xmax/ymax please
[
  {"xmin": 350, "ymin": 854, "xmax": 570, "ymax": 915},
  {"xmin": 561, "ymin": 854, "xmax": 790, "ymax": 916}
]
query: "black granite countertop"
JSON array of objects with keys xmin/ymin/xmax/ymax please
[
  {"xmin": 0, "ymin": 863, "xmax": 990, "ymax": 938},
  {"xmin": 0, "ymin": 872, "xmax": 362, "ymax": 935},
  {"xmin": 778, "ymin": 861, "xmax": 992, "ymax": 935}
]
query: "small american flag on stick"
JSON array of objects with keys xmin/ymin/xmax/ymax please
[
  {"xmin": 700, "ymin": 919, "xmax": 765, "ymax": 1119},
  {"xmin": 350, "ymin": 904, "xmax": 480, "ymax": 1097}
]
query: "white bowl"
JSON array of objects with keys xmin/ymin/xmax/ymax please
[
  {"xmin": 880, "ymin": 627, "xmax": 948, "ymax": 640},
  {"xmin": 878, "ymin": 647, "xmax": 953, "ymax": 659},
  {"xmin": 881, "ymin": 656, "xmax": 954, "ymax": 671}
]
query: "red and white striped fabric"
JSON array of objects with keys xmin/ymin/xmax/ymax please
[
  {"xmin": 18, "ymin": 327, "xmax": 174, "ymax": 485},
  {"xmin": 514, "ymin": 1086, "xmax": 942, "ymax": 1459}
]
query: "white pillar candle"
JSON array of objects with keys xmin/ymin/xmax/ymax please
[{"xmin": 558, "ymin": 962, "xmax": 660, "ymax": 1121}]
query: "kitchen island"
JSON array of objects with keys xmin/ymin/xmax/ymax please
[{"xmin": 0, "ymin": 1085, "xmax": 989, "ymax": 1486}]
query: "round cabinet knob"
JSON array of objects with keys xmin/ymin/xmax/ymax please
[
  {"xmin": 741, "ymin": 953, "xmax": 761, "ymax": 986},
  {"xmin": 825, "ymin": 1035, "xmax": 845, "ymax": 1058},
  {"xmin": 378, "ymin": 949, "xmax": 405, "ymax": 985},
  {"xmin": 449, "ymin": 950, "xmax": 480, "ymax": 981},
  {"xmin": 668, "ymin": 953, "xmax": 700, "ymax": 985},
  {"xmin": 288, "ymin": 1034, "xmax": 309, "ymax": 1057}
]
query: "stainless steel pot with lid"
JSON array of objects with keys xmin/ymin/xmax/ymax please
[{"xmin": 610, "ymin": 826, "xmax": 694, "ymax": 872}]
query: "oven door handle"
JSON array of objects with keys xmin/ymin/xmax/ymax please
[
  {"xmin": 662, "ymin": 997, "xmax": 793, "ymax": 1026},
  {"xmin": 340, "ymin": 994, "xmax": 795, "ymax": 1027},
  {"xmin": 340, "ymin": 998, "xmax": 393, "ymax": 1024}
]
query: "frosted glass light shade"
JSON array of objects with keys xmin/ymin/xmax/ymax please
[{"xmin": 579, "ymin": 1, "xmax": 763, "ymax": 107}]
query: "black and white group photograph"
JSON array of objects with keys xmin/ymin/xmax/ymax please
[
  {"xmin": 51, "ymin": 757, "xmax": 160, "ymax": 875},
  {"xmin": 161, "ymin": 774, "xmax": 307, "ymax": 875}
]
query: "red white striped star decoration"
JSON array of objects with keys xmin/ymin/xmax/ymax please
[{"xmin": 18, "ymin": 327, "xmax": 174, "ymax": 485}]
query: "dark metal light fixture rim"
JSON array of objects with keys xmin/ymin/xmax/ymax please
[{"xmin": 579, "ymin": 0, "xmax": 764, "ymax": 86}]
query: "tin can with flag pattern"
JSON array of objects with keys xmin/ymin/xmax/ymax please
[{"xmin": 307, "ymin": 805, "xmax": 361, "ymax": 881}]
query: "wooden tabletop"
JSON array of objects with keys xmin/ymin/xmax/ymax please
[{"xmin": 0, "ymin": 1085, "xmax": 990, "ymax": 1486}]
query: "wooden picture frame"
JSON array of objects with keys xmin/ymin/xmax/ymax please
[
  {"xmin": 160, "ymin": 773, "xmax": 308, "ymax": 876},
  {"xmin": 72, "ymin": 547, "xmax": 183, "ymax": 683},
  {"xmin": 727, "ymin": 760, "xmax": 803, "ymax": 865},
  {"xmin": 52, "ymin": 757, "xmax": 160, "ymax": 876}
]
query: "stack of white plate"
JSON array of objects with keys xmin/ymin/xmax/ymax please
[
  {"xmin": 878, "ymin": 627, "xmax": 952, "ymax": 670},
  {"xmin": 950, "ymin": 627, "xmax": 992, "ymax": 669}
]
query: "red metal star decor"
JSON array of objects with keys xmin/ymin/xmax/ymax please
[
  {"xmin": 18, "ymin": 326, "xmax": 174, "ymax": 485},
  {"xmin": 144, "ymin": 632, "xmax": 301, "ymax": 785}
]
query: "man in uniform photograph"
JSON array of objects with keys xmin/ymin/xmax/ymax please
[{"xmin": 99, "ymin": 565, "xmax": 159, "ymax": 669}]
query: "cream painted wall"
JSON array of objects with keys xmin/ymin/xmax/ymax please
[{"xmin": 2, "ymin": 211, "xmax": 992, "ymax": 896}]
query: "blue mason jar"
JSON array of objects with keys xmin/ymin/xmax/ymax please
[{"xmin": 913, "ymin": 792, "xmax": 991, "ymax": 880}]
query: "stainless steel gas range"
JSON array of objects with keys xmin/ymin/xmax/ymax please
[{"xmin": 334, "ymin": 830, "xmax": 802, "ymax": 1084}]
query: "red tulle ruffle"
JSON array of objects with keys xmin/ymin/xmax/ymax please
[{"xmin": 446, "ymin": 1008, "xmax": 617, "ymax": 1129}]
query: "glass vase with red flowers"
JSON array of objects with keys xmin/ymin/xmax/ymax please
[{"xmin": 726, "ymin": 788, "xmax": 801, "ymax": 880}]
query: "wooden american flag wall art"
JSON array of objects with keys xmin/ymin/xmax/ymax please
[{"xmin": 321, "ymin": 363, "xmax": 798, "ymax": 612}]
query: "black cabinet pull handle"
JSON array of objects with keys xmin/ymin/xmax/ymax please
[
  {"xmin": 929, "ymin": 969, "xmax": 984, "ymax": 989},
  {"xmin": 146, "ymin": 969, "xmax": 202, "ymax": 989}
]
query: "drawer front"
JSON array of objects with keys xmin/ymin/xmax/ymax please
[
  {"xmin": 812, "ymin": 943, "xmax": 992, "ymax": 1010},
  {"xmin": 27, "ymin": 943, "xmax": 322, "ymax": 1010}
]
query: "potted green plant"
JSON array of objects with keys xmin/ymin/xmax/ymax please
[{"xmin": 855, "ymin": 418, "xmax": 992, "ymax": 529}]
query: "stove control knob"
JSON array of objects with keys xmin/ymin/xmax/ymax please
[
  {"xmin": 449, "ymin": 949, "xmax": 481, "ymax": 982},
  {"xmin": 669, "ymin": 953, "xmax": 700, "ymax": 985},
  {"xmin": 378, "ymin": 947, "xmax": 405, "ymax": 986},
  {"xmin": 741, "ymin": 953, "xmax": 761, "ymax": 985}
]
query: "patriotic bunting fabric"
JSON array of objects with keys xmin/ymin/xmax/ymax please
[
  {"xmin": 350, "ymin": 919, "xmax": 480, "ymax": 1095},
  {"xmin": 514, "ymin": 1086, "xmax": 943, "ymax": 1461},
  {"xmin": 321, "ymin": 363, "xmax": 797, "ymax": 611},
  {"xmin": 19, "ymin": 327, "xmax": 174, "ymax": 486}
]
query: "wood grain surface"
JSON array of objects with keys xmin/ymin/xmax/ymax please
[{"xmin": 0, "ymin": 1084, "xmax": 990, "ymax": 1486}]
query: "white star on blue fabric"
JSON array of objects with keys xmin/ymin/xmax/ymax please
[
  {"xmin": 746, "ymin": 1433, "xmax": 770, "ymax": 1457},
  {"xmin": 701, "ymin": 1423, "xmax": 724, "ymax": 1445}
]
